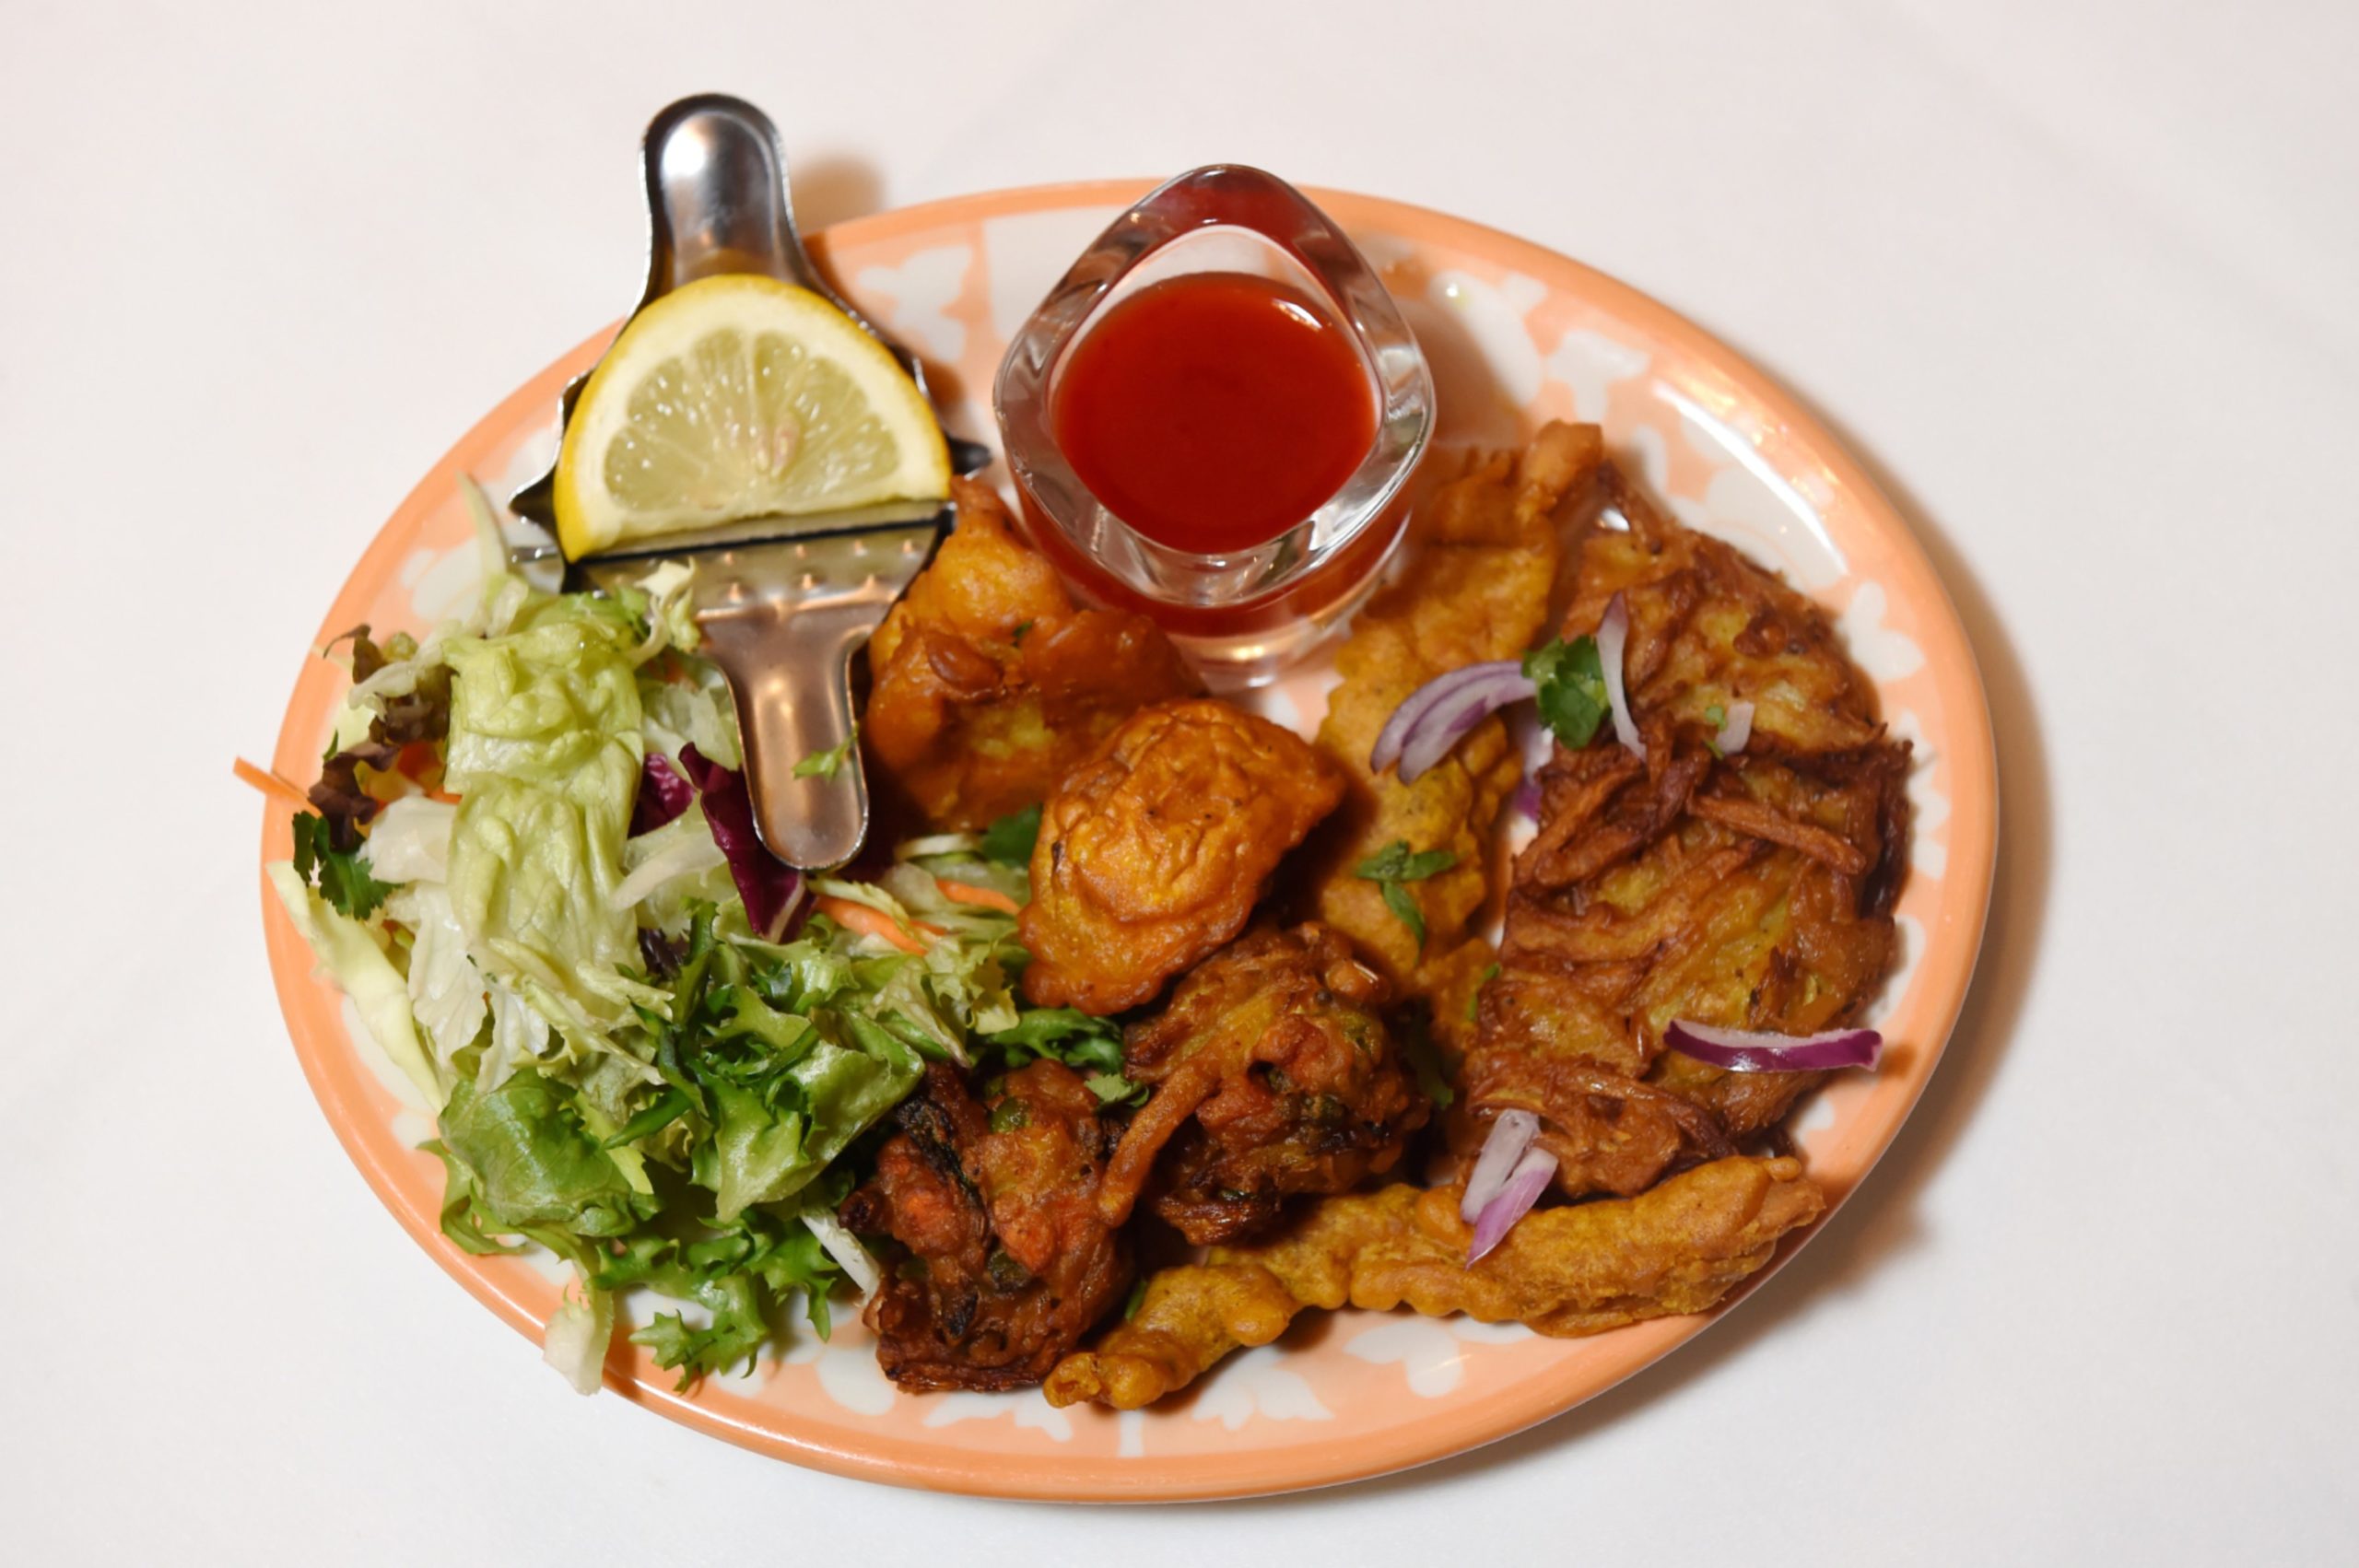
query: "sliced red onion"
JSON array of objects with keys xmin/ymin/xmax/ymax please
[
  {"xmin": 1378, "ymin": 660, "xmax": 1538, "ymax": 778},
  {"xmin": 1459, "ymin": 1108, "xmax": 1540, "ymax": 1222},
  {"xmin": 1370, "ymin": 667, "xmax": 1473, "ymax": 774},
  {"xmin": 1714, "ymin": 700, "xmax": 1755, "ymax": 755},
  {"xmin": 1665, "ymin": 1019, "xmax": 1883, "ymax": 1073},
  {"xmin": 1597, "ymin": 592, "xmax": 1644, "ymax": 761},
  {"xmin": 1468, "ymin": 1147, "xmax": 1558, "ymax": 1262},
  {"xmin": 1396, "ymin": 664, "xmax": 1538, "ymax": 784},
  {"xmin": 1513, "ymin": 778, "xmax": 1543, "ymax": 821}
]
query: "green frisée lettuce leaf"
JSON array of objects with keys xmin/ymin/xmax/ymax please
[
  {"xmin": 593, "ymin": 1199, "xmax": 843, "ymax": 1383},
  {"xmin": 984, "ymin": 1005, "xmax": 1144, "ymax": 1106},
  {"xmin": 701, "ymin": 1036, "xmax": 916, "ymax": 1222}
]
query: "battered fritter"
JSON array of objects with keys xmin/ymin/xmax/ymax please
[
  {"xmin": 863, "ymin": 478, "xmax": 1202, "ymax": 830},
  {"xmin": 1097, "ymin": 922, "xmax": 1430, "ymax": 1245},
  {"xmin": 1018, "ymin": 700, "xmax": 1346, "ymax": 1014}
]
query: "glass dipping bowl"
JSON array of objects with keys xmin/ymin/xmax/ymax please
[{"xmin": 994, "ymin": 165, "xmax": 1434, "ymax": 685}]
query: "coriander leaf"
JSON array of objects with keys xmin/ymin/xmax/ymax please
[
  {"xmin": 792, "ymin": 725, "xmax": 858, "ymax": 780},
  {"xmin": 291, "ymin": 812, "xmax": 393, "ymax": 920},
  {"xmin": 1397, "ymin": 848, "xmax": 1456, "ymax": 881},
  {"xmin": 1396, "ymin": 1011, "xmax": 1456, "ymax": 1110},
  {"xmin": 1523, "ymin": 635, "xmax": 1608, "ymax": 748},
  {"xmin": 1380, "ymin": 879, "xmax": 1427, "ymax": 948},
  {"xmin": 1355, "ymin": 840, "xmax": 1455, "ymax": 949},
  {"xmin": 980, "ymin": 802, "xmax": 1042, "ymax": 866},
  {"xmin": 1011, "ymin": 620, "xmax": 1034, "ymax": 646},
  {"xmin": 1354, "ymin": 840, "xmax": 1458, "ymax": 883},
  {"xmin": 1465, "ymin": 962, "xmax": 1501, "ymax": 1024}
]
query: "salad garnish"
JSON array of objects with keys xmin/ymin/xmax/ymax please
[{"xmin": 252, "ymin": 478, "xmax": 1101, "ymax": 1390}]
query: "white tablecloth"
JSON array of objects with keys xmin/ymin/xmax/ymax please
[{"xmin": 6, "ymin": 2, "xmax": 2353, "ymax": 1561}]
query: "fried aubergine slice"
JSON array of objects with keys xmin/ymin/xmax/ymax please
[
  {"xmin": 863, "ymin": 477, "xmax": 1202, "ymax": 830},
  {"xmin": 840, "ymin": 1060, "xmax": 1132, "ymax": 1391},
  {"xmin": 1018, "ymin": 700, "xmax": 1346, "ymax": 1014},
  {"xmin": 1097, "ymin": 922, "xmax": 1431, "ymax": 1245},
  {"xmin": 1044, "ymin": 1154, "xmax": 1823, "ymax": 1409},
  {"xmin": 1457, "ymin": 463, "xmax": 1911, "ymax": 1198},
  {"xmin": 1306, "ymin": 422, "xmax": 1600, "ymax": 1041}
]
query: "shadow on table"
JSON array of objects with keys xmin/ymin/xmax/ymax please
[{"xmin": 1213, "ymin": 388, "xmax": 2053, "ymax": 1512}]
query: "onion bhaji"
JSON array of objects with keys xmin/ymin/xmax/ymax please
[
  {"xmin": 1306, "ymin": 422, "xmax": 1602, "ymax": 1041},
  {"xmin": 1097, "ymin": 922, "xmax": 1431, "ymax": 1245},
  {"xmin": 863, "ymin": 478, "xmax": 1203, "ymax": 830},
  {"xmin": 1458, "ymin": 462, "xmax": 1911, "ymax": 1199},
  {"xmin": 840, "ymin": 1060, "xmax": 1133, "ymax": 1392},
  {"xmin": 1018, "ymin": 700, "xmax": 1347, "ymax": 1014},
  {"xmin": 1045, "ymin": 1154, "xmax": 1824, "ymax": 1409}
]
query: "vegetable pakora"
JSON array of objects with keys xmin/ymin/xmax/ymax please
[
  {"xmin": 840, "ymin": 1059, "xmax": 1133, "ymax": 1391},
  {"xmin": 1305, "ymin": 422, "xmax": 1601, "ymax": 1040},
  {"xmin": 1045, "ymin": 1154, "xmax": 1823, "ymax": 1409},
  {"xmin": 1097, "ymin": 922, "xmax": 1430, "ymax": 1245},
  {"xmin": 863, "ymin": 478, "xmax": 1202, "ymax": 830},
  {"xmin": 1459, "ymin": 462, "xmax": 1909, "ymax": 1199},
  {"xmin": 1018, "ymin": 700, "xmax": 1346, "ymax": 1014}
]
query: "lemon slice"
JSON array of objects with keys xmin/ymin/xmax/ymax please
[{"xmin": 553, "ymin": 275, "xmax": 951, "ymax": 558}]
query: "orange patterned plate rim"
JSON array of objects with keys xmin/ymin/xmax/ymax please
[{"xmin": 260, "ymin": 179, "xmax": 1997, "ymax": 1502}]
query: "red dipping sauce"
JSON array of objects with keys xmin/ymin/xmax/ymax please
[{"xmin": 1050, "ymin": 273, "xmax": 1376, "ymax": 555}]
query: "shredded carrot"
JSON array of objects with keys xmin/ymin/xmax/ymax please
[
  {"xmin": 234, "ymin": 757, "xmax": 312, "ymax": 812},
  {"xmin": 814, "ymin": 894, "xmax": 940, "ymax": 955},
  {"xmin": 393, "ymin": 740, "xmax": 443, "ymax": 783},
  {"xmin": 934, "ymin": 876, "xmax": 1021, "ymax": 915}
]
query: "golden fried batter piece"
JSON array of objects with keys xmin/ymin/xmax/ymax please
[
  {"xmin": 1458, "ymin": 463, "xmax": 1910, "ymax": 1198},
  {"xmin": 1097, "ymin": 923, "xmax": 1430, "ymax": 1245},
  {"xmin": 863, "ymin": 478, "xmax": 1202, "ymax": 830},
  {"xmin": 1045, "ymin": 1155, "xmax": 1823, "ymax": 1408},
  {"xmin": 1306, "ymin": 423, "xmax": 1601, "ymax": 1042},
  {"xmin": 840, "ymin": 1060, "xmax": 1132, "ymax": 1391},
  {"xmin": 1040, "ymin": 1262, "xmax": 1303, "ymax": 1410},
  {"xmin": 1018, "ymin": 701, "xmax": 1346, "ymax": 1014}
]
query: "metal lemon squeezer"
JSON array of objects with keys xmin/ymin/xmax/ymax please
[{"xmin": 510, "ymin": 94, "xmax": 989, "ymax": 870}]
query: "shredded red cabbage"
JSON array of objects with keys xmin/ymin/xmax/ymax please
[
  {"xmin": 678, "ymin": 745, "xmax": 803, "ymax": 939},
  {"xmin": 630, "ymin": 752, "xmax": 696, "ymax": 837}
]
